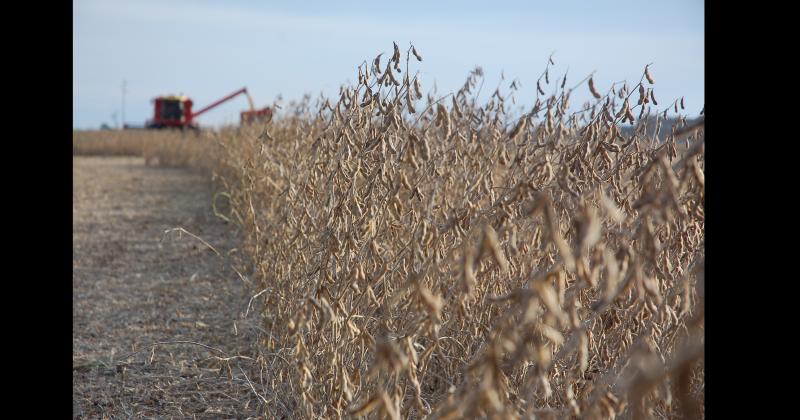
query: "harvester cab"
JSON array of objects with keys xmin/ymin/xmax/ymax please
[{"xmin": 147, "ymin": 95, "xmax": 194, "ymax": 129}]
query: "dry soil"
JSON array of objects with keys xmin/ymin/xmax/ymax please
[{"xmin": 73, "ymin": 157, "xmax": 264, "ymax": 418}]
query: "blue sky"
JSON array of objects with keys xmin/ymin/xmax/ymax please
[{"xmin": 73, "ymin": 0, "xmax": 704, "ymax": 129}]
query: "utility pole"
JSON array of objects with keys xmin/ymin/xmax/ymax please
[{"xmin": 122, "ymin": 79, "xmax": 127, "ymax": 129}]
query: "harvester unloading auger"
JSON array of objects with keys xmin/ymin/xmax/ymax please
[{"xmin": 126, "ymin": 87, "xmax": 272, "ymax": 130}]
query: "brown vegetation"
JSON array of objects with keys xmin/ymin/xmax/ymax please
[{"xmin": 74, "ymin": 44, "xmax": 704, "ymax": 419}]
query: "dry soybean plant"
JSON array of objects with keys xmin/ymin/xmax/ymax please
[
  {"xmin": 73, "ymin": 129, "xmax": 149, "ymax": 157},
  {"xmin": 73, "ymin": 129, "xmax": 225, "ymax": 172},
  {"xmin": 207, "ymin": 44, "xmax": 704, "ymax": 418}
]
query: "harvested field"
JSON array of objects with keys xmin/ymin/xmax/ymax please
[{"xmin": 72, "ymin": 157, "xmax": 263, "ymax": 418}]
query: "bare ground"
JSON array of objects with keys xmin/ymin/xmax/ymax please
[{"xmin": 73, "ymin": 157, "xmax": 266, "ymax": 418}]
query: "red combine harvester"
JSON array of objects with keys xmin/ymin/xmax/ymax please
[{"xmin": 141, "ymin": 87, "xmax": 271, "ymax": 130}]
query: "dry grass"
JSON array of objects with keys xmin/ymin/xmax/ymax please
[{"xmin": 77, "ymin": 44, "xmax": 704, "ymax": 419}]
